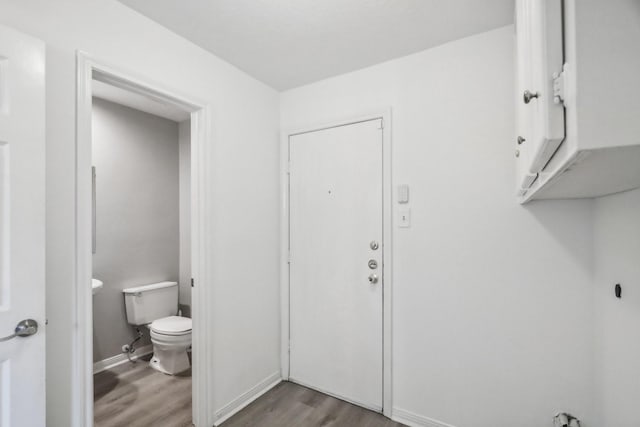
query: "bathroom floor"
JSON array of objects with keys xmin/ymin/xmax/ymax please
[
  {"xmin": 221, "ymin": 381, "xmax": 406, "ymax": 427},
  {"xmin": 94, "ymin": 355, "xmax": 191, "ymax": 427}
]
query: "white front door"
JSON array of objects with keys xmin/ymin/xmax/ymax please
[
  {"xmin": 0, "ymin": 25, "xmax": 46, "ymax": 426},
  {"xmin": 289, "ymin": 119, "xmax": 383, "ymax": 411}
]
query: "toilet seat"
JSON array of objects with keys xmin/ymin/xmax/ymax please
[
  {"xmin": 148, "ymin": 315, "xmax": 192, "ymax": 375},
  {"xmin": 150, "ymin": 315, "xmax": 192, "ymax": 336}
]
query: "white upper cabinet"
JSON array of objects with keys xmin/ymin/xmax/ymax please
[{"xmin": 515, "ymin": 0, "xmax": 640, "ymax": 202}]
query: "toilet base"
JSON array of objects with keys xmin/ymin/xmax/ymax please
[{"xmin": 149, "ymin": 347, "xmax": 190, "ymax": 375}]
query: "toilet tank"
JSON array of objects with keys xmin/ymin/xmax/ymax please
[{"xmin": 122, "ymin": 281, "xmax": 178, "ymax": 325}]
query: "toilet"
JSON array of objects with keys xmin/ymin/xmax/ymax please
[{"xmin": 122, "ymin": 281, "xmax": 192, "ymax": 375}]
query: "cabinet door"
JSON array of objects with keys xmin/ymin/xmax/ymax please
[
  {"xmin": 515, "ymin": 0, "xmax": 538, "ymax": 194},
  {"xmin": 516, "ymin": 0, "xmax": 565, "ymax": 182}
]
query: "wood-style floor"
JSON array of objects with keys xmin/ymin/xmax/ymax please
[
  {"xmin": 94, "ymin": 356, "xmax": 192, "ymax": 427},
  {"xmin": 95, "ymin": 361, "xmax": 403, "ymax": 427},
  {"xmin": 221, "ymin": 381, "xmax": 406, "ymax": 427}
]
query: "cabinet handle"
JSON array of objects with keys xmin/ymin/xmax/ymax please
[
  {"xmin": 523, "ymin": 90, "xmax": 539, "ymax": 104},
  {"xmin": 517, "ymin": 136, "xmax": 526, "ymax": 145}
]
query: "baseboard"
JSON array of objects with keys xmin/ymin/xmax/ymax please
[
  {"xmin": 214, "ymin": 372, "xmax": 282, "ymax": 426},
  {"xmin": 391, "ymin": 407, "xmax": 458, "ymax": 427},
  {"xmin": 93, "ymin": 344, "xmax": 154, "ymax": 374}
]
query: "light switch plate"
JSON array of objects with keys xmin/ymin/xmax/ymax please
[
  {"xmin": 398, "ymin": 185, "xmax": 409, "ymax": 204},
  {"xmin": 398, "ymin": 208, "xmax": 411, "ymax": 228}
]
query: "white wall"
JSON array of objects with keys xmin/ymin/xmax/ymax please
[
  {"xmin": 593, "ymin": 188, "xmax": 640, "ymax": 427},
  {"xmin": 91, "ymin": 98, "xmax": 179, "ymax": 363},
  {"xmin": 178, "ymin": 120, "xmax": 191, "ymax": 317},
  {"xmin": 281, "ymin": 26, "xmax": 595, "ymax": 427},
  {"xmin": 0, "ymin": 1, "xmax": 280, "ymax": 425}
]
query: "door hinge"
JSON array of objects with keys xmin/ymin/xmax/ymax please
[
  {"xmin": 191, "ymin": 278, "xmax": 194, "ymax": 287},
  {"xmin": 378, "ymin": 119, "xmax": 384, "ymax": 130},
  {"xmin": 552, "ymin": 64, "xmax": 568, "ymax": 106}
]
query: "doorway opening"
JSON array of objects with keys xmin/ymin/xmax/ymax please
[
  {"xmin": 90, "ymin": 81, "xmax": 192, "ymax": 425},
  {"xmin": 75, "ymin": 54, "xmax": 214, "ymax": 427}
]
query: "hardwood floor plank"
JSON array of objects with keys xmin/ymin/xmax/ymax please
[
  {"xmin": 94, "ymin": 357, "xmax": 192, "ymax": 427},
  {"xmin": 221, "ymin": 382, "xmax": 405, "ymax": 427},
  {"xmin": 95, "ymin": 364, "xmax": 402, "ymax": 427}
]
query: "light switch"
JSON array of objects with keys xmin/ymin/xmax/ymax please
[
  {"xmin": 398, "ymin": 208, "xmax": 411, "ymax": 228},
  {"xmin": 398, "ymin": 185, "xmax": 409, "ymax": 204}
]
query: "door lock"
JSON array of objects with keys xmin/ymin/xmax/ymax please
[
  {"xmin": 368, "ymin": 259, "xmax": 378, "ymax": 269},
  {"xmin": 370, "ymin": 241, "xmax": 379, "ymax": 250},
  {"xmin": 368, "ymin": 274, "xmax": 379, "ymax": 284}
]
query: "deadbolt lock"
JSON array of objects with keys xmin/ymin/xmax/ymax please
[
  {"xmin": 370, "ymin": 241, "xmax": 379, "ymax": 250},
  {"xmin": 368, "ymin": 259, "xmax": 378, "ymax": 269}
]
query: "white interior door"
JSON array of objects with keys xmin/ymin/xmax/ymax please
[
  {"xmin": 289, "ymin": 119, "xmax": 383, "ymax": 411},
  {"xmin": 0, "ymin": 25, "xmax": 46, "ymax": 426}
]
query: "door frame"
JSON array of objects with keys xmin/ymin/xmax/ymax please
[
  {"xmin": 74, "ymin": 52, "xmax": 215, "ymax": 427},
  {"xmin": 280, "ymin": 109, "xmax": 393, "ymax": 416}
]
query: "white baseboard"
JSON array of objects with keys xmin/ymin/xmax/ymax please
[
  {"xmin": 214, "ymin": 372, "xmax": 282, "ymax": 426},
  {"xmin": 93, "ymin": 344, "xmax": 154, "ymax": 374},
  {"xmin": 391, "ymin": 407, "xmax": 458, "ymax": 427}
]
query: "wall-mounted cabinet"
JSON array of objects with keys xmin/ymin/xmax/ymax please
[{"xmin": 515, "ymin": 0, "xmax": 640, "ymax": 203}]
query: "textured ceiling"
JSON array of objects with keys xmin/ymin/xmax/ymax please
[{"xmin": 118, "ymin": 0, "xmax": 514, "ymax": 90}]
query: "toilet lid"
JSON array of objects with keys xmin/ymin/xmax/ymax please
[{"xmin": 151, "ymin": 316, "xmax": 192, "ymax": 335}]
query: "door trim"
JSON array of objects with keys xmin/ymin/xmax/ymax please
[
  {"xmin": 280, "ymin": 109, "xmax": 393, "ymax": 416},
  {"xmin": 74, "ymin": 52, "xmax": 215, "ymax": 427}
]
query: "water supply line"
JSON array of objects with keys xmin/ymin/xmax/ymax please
[{"xmin": 123, "ymin": 327, "xmax": 144, "ymax": 363}]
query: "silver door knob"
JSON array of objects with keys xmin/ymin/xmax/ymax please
[
  {"xmin": 368, "ymin": 259, "xmax": 378, "ymax": 269},
  {"xmin": 368, "ymin": 274, "xmax": 378, "ymax": 284},
  {"xmin": 370, "ymin": 241, "xmax": 379, "ymax": 250},
  {"xmin": 0, "ymin": 319, "xmax": 38, "ymax": 342},
  {"xmin": 523, "ymin": 90, "xmax": 539, "ymax": 104}
]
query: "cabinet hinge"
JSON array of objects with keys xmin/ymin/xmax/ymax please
[
  {"xmin": 552, "ymin": 64, "xmax": 568, "ymax": 105},
  {"xmin": 191, "ymin": 278, "xmax": 194, "ymax": 287}
]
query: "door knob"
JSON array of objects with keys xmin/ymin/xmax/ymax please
[
  {"xmin": 0, "ymin": 319, "xmax": 38, "ymax": 342},
  {"xmin": 368, "ymin": 259, "xmax": 378, "ymax": 269},
  {"xmin": 523, "ymin": 90, "xmax": 539, "ymax": 104},
  {"xmin": 368, "ymin": 274, "xmax": 378, "ymax": 284}
]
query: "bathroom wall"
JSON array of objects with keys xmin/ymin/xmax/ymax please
[
  {"xmin": 281, "ymin": 26, "xmax": 595, "ymax": 427},
  {"xmin": 178, "ymin": 120, "xmax": 191, "ymax": 317},
  {"xmin": 0, "ymin": 1, "xmax": 280, "ymax": 424},
  {"xmin": 92, "ymin": 97, "xmax": 180, "ymax": 363},
  {"xmin": 593, "ymin": 188, "xmax": 640, "ymax": 427}
]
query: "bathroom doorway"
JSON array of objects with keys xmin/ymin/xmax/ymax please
[
  {"xmin": 91, "ymin": 88, "xmax": 192, "ymax": 425},
  {"xmin": 75, "ymin": 54, "xmax": 214, "ymax": 427}
]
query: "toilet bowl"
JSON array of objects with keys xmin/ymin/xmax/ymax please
[
  {"xmin": 122, "ymin": 281, "xmax": 192, "ymax": 376},
  {"xmin": 148, "ymin": 315, "xmax": 192, "ymax": 375}
]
